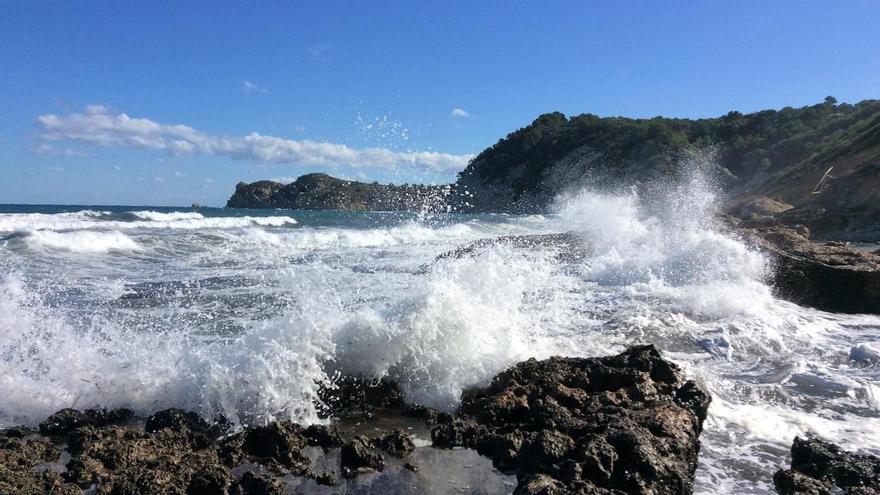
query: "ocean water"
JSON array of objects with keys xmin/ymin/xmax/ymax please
[{"xmin": 1, "ymin": 186, "xmax": 879, "ymax": 493}]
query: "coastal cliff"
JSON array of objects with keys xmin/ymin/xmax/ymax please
[
  {"xmin": 226, "ymin": 173, "xmax": 448, "ymax": 211},
  {"xmin": 454, "ymin": 98, "xmax": 880, "ymax": 241}
]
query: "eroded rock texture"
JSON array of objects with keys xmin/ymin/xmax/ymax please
[
  {"xmin": 775, "ymin": 437, "xmax": 880, "ymax": 495},
  {"xmin": 431, "ymin": 345, "xmax": 711, "ymax": 494}
]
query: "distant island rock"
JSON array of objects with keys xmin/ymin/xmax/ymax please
[{"xmin": 226, "ymin": 173, "xmax": 450, "ymax": 211}]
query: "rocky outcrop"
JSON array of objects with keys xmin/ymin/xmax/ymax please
[
  {"xmin": 774, "ymin": 437, "xmax": 880, "ymax": 494},
  {"xmin": 227, "ymin": 173, "xmax": 449, "ymax": 211},
  {"xmin": 0, "ymin": 347, "xmax": 711, "ymax": 495},
  {"xmin": 740, "ymin": 225, "xmax": 880, "ymax": 313},
  {"xmin": 431, "ymin": 345, "xmax": 711, "ymax": 494}
]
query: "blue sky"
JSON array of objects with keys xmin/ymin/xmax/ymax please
[{"xmin": 1, "ymin": 1, "xmax": 878, "ymax": 206}]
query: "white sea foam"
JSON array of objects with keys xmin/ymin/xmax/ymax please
[
  {"xmin": 0, "ymin": 210, "xmax": 296, "ymax": 232},
  {"xmin": 27, "ymin": 230, "xmax": 140, "ymax": 253},
  {"xmin": 1, "ymin": 173, "xmax": 879, "ymax": 494}
]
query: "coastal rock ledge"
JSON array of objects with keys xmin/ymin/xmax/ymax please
[{"xmin": 0, "ymin": 346, "xmax": 711, "ymax": 495}]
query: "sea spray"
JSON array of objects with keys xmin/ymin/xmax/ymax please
[{"xmin": 1, "ymin": 196, "xmax": 879, "ymax": 494}]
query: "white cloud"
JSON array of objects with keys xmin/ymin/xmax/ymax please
[
  {"xmin": 47, "ymin": 166, "xmax": 64, "ymax": 172},
  {"xmin": 153, "ymin": 176, "xmax": 165, "ymax": 183},
  {"xmin": 451, "ymin": 108, "xmax": 471, "ymax": 119},
  {"xmin": 36, "ymin": 106, "xmax": 473, "ymax": 172},
  {"xmin": 30, "ymin": 143, "xmax": 93, "ymax": 157},
  {"xmin": 242, "ymin": 81, "xmax": 268, "ymax": 94},
  {"xmin": 174, "ymin": 170, "xmax": 186, "ymax": 177},
  {"xmin": 203, "ymin": 177, "xmax": 214, "ymax": 183}
]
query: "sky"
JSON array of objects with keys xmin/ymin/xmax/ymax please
[{"xmin": 1, "ymin": 1, "xmax": 878, "ymax": 206}]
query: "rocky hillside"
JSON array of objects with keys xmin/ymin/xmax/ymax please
[
  {"xmin": 454, "ymin": 98, "xmax": 880, "ymax": 240},
  {"xmin": 226, "ymin": 173, "xmax": 449, "ymax": 211}
]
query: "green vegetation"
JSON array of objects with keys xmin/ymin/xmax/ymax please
[{"xmin": 461, "ymin": 98, "xmax": 880, "ymax": 197}]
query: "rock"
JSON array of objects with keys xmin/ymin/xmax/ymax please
[
  {"xmin": 340, "ymin": 436, "xmax": 385, "ymax": 477},
  {"xmin": 226, "ymin": 173, "xmax": 449, "ymax": 211},
  {"xmin": 241, "ymin": 422, "xmax": 309, "ymax": 469},
  {"xmin": 774, "ymin": 437, "xmax": 880, "ymax": 494},
  {"xmin": 377, "ymin": 430, "xmax": 415, "ymax": 457},
  {"xmin": 422, "ymin": 232, "xmax": 590, "ymax": 272},
  {"xmin": 235, "ymin": 471, "xmax": 284, "ymax": 495},
  {"xmin": 302, "ymin": 424, "xmax": 343, "ymax": 449},
  {"xmin": 741, "ymin": 225, "xmax": 880, "ymax": 313},
  {"xmin": 434, "ymin": 345, "xmax": 711, "ymax": 495},
  {"xmin": 38, "ymin": 408, "xmax": 132, "ymax": 436},
  {"xmin": 145, "ymin": 408, "xmax": 221, "ymax": 449},
  {"xmin": 0, "ymin": 434, "xmax": 80, "ymax": 495},
  {"xmin": 226, "ymin": 181, "xmax": 284, "ymax": 209},
  {"xmin": 186, "ymin": 469, "xmax": 232, "ymax": 495},
  {"xmin": 731, "ymin": 196, "xmax": 794, "ymax": 221}
]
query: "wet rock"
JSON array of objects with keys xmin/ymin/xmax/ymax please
[
  {"xmin": 774, "ymin": 437, "xmax": 880, "ymax": 494},
  {"xmin": 234, "ymin": 471, "xmax": 284, "ymax": 495},
  {"xmin": 241, "ymin": 422, "xmax": 310, "ymax": 470},
  {"xmin": 377, "ymin": 430, "xmax": 415, "ymax": 457},
  {"xmin": 435, "ymin": 345, "xmax": 711, "ymax": 495},
  {"xmin": 319, "ymin": 376, "xmax": 405, "ymax": 420},
  {"xmin": 39, "ymin": 408, "xmax": 132, "ymax": 436},
  {"xmin": 741, "ymin": 225, "xmax": 880, "ymax": 313},
  {"xmin": 340, "ymin": 436, "xmax": 385, "ymax": 477},
  {"xmin": 186, "ymin": 468, "xmax": 232, "ymax": 495},
  {"xmin": 302, "ymin": 424, "xmax": 343, "ymax": 449},
  {"xmin": 0, "ymin": 434, "xmax": 79, "ymax": 495},
  {"xmin": 422, "ymin": 232, "xmax": 590, "ymax": 272},
  {"xmin": 314, "ymin": 471, "xmax": 336, "ymax": 486}
]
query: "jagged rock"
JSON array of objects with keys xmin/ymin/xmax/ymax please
[
  {"xmin": 340, "ymin": 436, "xmax": 385, "ymax": 477},
  {"xmin": 774, "ymin": 437, "xmax": 880, "ymax": 494},
  {"xmin": 421, "ymin": 232, "xmax": 590, "ymax": 272},
  {"xmin": 303, "ymin": 424, "xmax": 343, "ymax": 449},
  {"xmin": 227, "ymin": 173, "xmax": 449, "ymax": 211},
  {"xmin": 433, "ymin": 345, "xmax": 711, "ymax": 495},
  {"xmin": 377, "ymin": 430, "xmax": 415, "ymax": 457},
  {"xmin": 0, "ymin": 434, "xmax": 81, "ymax": 495},
  {"xmin": 234, "ymin": 471, "xmax": 284, "ymax": 495},
  {"xmin": 742, "ymin": 226, "xmax": 880, "ymax": 313},
  {"xmin": 241, "ymin": 422, "xmax": 309, "ymax": 469},
  {"xmin": 186, "ymin": 469, "xmax": 232, "ymax": 495},
  {"xmin": 38, "ymin": 408, "xmax": 132, "ymax": 436}
]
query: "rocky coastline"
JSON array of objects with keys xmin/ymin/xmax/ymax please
[{"xmin": 1, "ymin": 346, "xmax": 711, "ymax": 495}]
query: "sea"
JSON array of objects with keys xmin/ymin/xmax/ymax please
[{"xmin": 1, "ymin": 182, "xmax": 878, "ymax": 494}]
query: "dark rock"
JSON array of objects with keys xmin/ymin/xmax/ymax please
[
  {"xmin": 377, "ymin": 430, "xmax": 415, "ymax": 457},
  {"xmin": 145, "ymin": 408, "xmax": 209, "ymax": 434},
  {"xmin": 241, "ymin": 422, "xmax": 308, "ymax": 468},
  {"xmin": 421, "ymin": 232, "xmax": 590, "ymax": 272},
  {"xmin": 774, "ymin": 437, "xmax": 880, "ymax": 494},
  {"xmin": 227, "ymin": 173, "xmax": 449, "ymax": 211},
  {"xmin": 435, "ymin": 345, "xmax": 710, "ymax": 495},
  {"xmin": 742, "ymin": 226, "xmax": 880, "ymax": 313},
  {"xmin": 0, "ymin": 434, "xmax": 78, "ymax": 495},
  {"xmin": 314, "ymin": 471, "xmax": 336, "ymax": 486},
  {"xmin": 318, "ymin": 375, "xmax": 405, "ymax": 420},
  {"xmin": 235, "ymin": 471, "xmax": 284, "ymax": 495},
  {"xmin": 302, "ymin": 424, "xmax": 342, "ymax": 449},
  {"xmin": 340, "ymin": 436, "xmax": 385, "ymax": 477},
  {"xmin": 404, "ymin": 462, "xmax": 419, "ymax": 472},
  {"xmin": 187, "ymin": 469, "xmax": 231, "ymax": 495},
  {"xmin": 38, "ymin": 408, "xmax": 133, "ymax": 436}
]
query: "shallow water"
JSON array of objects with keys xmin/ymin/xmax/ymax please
[{"xmin": 1, "ymin": 193, "xmax": 878, "ymax": 494}]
